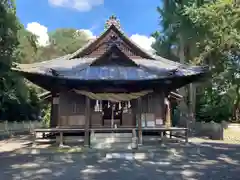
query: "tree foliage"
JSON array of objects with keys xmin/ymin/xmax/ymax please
[
  {"xmin": 36, "ymin": 28, "xmax": 91, "ymax": 61},
  {"xmin": 153, "ymin": 0, "xmax": 240, "ymax": 122},
  {"xmin": 0, "ymin": 0, "xmax": 34, "ymax": 121},
  {"xmin": 185, "ymin": 0, "xmax": 240, "ymax": 122},
  {"xmin": 0, "ymin": 1, "xmax": 92, "ymax": 121},
  {"xmin": 152, "ymin": 0, "xmax": 205, "ymax": 63},
  {"xmin": 42, "ymin": 104, "xmax": 51, "ymax": 128},
  {"xmin": 15, "ymin": 28, "xmax": 38, "ymax": 63}
]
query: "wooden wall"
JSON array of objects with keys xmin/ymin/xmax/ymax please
[
  {"xmin": 58, "ymin": 91, "xmax": 165, "ymax": 128},
  {"xmin": 140, "ymin": 92, "xmax": 165, "ymax": 127},
  {"xmin": 59, "ymin": 92, "xmax": 86, "ymax": 127}
]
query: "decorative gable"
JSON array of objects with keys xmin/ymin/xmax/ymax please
[
  {"xmin": 70, "ymin": 16, "xmax": 154, "ymax": 60},
  {"xmin": 90, "ymin": 45, "xmax": 138, "ymax": 67},
  {"xmin": 81, "ymin": 29, "xmax": 143, "ymax": 58}
]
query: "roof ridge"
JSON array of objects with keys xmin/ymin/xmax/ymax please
[
  {"xmin": 68, "ymin": 26, "xmax": 111, "ymax": 59},
  {"xmin": 68, "ymin": 38, "xmax": 97, "ymax": 59},
  {"xmin": 118, "ymin": 31, "xmax": 155, "ymax": 59}
]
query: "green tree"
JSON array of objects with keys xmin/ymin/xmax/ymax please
[
  {"xmin": 36, "ymin": 28, "xmax": 91, "ymax": 61},
  {"xmin": 185, "ymin": 0, "xmax": 240, "ymax": 121},
  {"xmin": 15, "ymin": 28, "xmax": 38, "ymax": 63},
  {"xmin": 152, "ymin": 0, "xmax": 207, "ymax": 126},
  {"xmin": 0, "ymin": 0, "xmax": 19, "ymax": 69},
  {"xmin": 0, "ymin": 0, "xmax": 42, "ymax": 121},
  {"xmin": 0, "ymin": 0, "xmax": 21, "ymax": 118},
  {"xmin": 153, "ymin": 0, "xmax": 240, "ymax": 123}
]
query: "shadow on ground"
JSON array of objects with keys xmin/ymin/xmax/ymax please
[{"xmin": 0, "ymin": 141, "xmax": 239, "ymax": 180}]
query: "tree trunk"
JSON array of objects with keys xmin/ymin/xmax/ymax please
[
  {"xmin": 177, "ymin": 35, "xmax": 189, "ymax": 126},
  {"xmin": 177, "ymin": 34, "xmax": 196, "ymax": 132}
]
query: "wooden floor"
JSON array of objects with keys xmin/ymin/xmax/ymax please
[{"xmin": 34, "ymin": 126, "xmax": 187, "ymax": 133}]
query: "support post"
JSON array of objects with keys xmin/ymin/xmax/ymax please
[
  {"xmin": 185, "ymin": 129, "xmax": 189, "ymax": 143},
  {"xmin": 188, "ymin": 86, "xmax": 195, "ymax": 135},
  {"xmin": 59, "ymin": 131, "xmax": 64, "ymax": 147},
  {"xmin": 161, "ymin": 92, "xmax": 167, "ymax": 137},
  {"xmin": 84, "ymin": 96, "xmax": 90, "ymax": 147},
  {"xmin": 51, "ymin": 93, "xmax": 59, "ymax": 128},
  {"xmin": 137, "ymin": 98, "xmax": 142, "ymax": 145},
  {"xmin": 131, "ymin": 129, "xmax": 138, "ymax": 150},
  {"xmin": 32, "ymin": 130, "xmax": 36, "ymax": 147},
  {"xmin": 165, "ymin": 97, "xmax": 172, "ymax": 127}
]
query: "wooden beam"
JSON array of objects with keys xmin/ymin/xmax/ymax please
[{"xmin": 84, "ymin": 96, "xmax": 90, "ymax": 147}]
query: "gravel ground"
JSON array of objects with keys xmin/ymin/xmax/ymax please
[
  {"xmin": 223, "ymin": 128, "xmax": 240, "ymax": 143},
  {"xmin": 0, "ymin": 134, "xmax": 240, "ymax": 180}
]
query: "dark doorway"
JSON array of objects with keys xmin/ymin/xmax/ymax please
[{"xmin": 102, "ymin": 101, "xmax": 122, "ymax": 127}]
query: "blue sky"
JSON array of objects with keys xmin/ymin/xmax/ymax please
[{"xmin": 16, "ymin": 0, "xmax": 162, "ymax": 51}]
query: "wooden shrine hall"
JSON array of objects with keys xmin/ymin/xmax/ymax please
[{"xmin": 13, "ymin": 15, "xmax": 208, "ymax": 147}]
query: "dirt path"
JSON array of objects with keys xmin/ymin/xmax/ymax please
[{"xmin": 0, "ymin": 135, "xmax": 32, "ymax": 153}]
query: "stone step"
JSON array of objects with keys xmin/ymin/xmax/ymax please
[
  {"xmin": 91, "ymin": 133, "xmax": 133, "ymax": 143},
  {"xmin": 91, "ymin": 137, "xmax": 132, "ymax": 143},
  {"xmin": 91, "ymin": 142, "xmax": 133, "ymax": 150},
  {"xmin": 92, "ymin": 133, "xmax": 133, "ymax": 138}
]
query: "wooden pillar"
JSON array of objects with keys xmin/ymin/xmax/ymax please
[
  {"xmin": 165, "ymin": 97, "xmax": 172, "ymax": 127},
  {"xmin": 160, "ymin": 92, "xmax": 166, "ymax": 126},
  {"xmin": 159, "ymin": 92, "xmax": 166, "ymax": 137},
  {"xmin": 84, "ymin": 96, "xmax": 90, "ymax": 147},
  {"xmin": 137, "ymin": 98, "xmax": 142, "ymax": 145},
  {"xmin": 188, "ymin": 88, "xmax": 195, "ymax": 134},
  {"xmin": 50, "ymin": 93, "xmax": 59, "ymax": 128}
]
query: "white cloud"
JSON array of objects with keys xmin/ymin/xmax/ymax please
[
  {"xmin": 77, "ymin": 29, "xmax": 96, "ymax": 39},
  {"xmin": 26, "ymin": 22, "xmax": 96, "ymax": 47},
  {"xmin": 25, "ymin": 23, "xmax": 156, "ymax": 54},
  {"xmin": 48, "ymin": 0, "xmax": 104, "ymax": 11},
  {"xmin": 130, "ymin": 34, "xmax": 156, "ymax": 54},
  {"xmin": 26, "ymin": 22, "xmax": 49, "ymax": 46}
]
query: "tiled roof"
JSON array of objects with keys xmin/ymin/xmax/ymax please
[
  {"xmin": 14, "ymin": 57, "xmax": 96, "ymax": 75},
  {"xmin": 14, "ymin": 55, "xmax": 206, "ymax": 81},
  {"xmin": 13, "ymin": 16, "xmax": 208, "ymax": 82}
]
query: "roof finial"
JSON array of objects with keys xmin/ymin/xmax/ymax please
[{"xmin": 104, "ymin": 15, "xmax": 121, "ymax": 30}]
